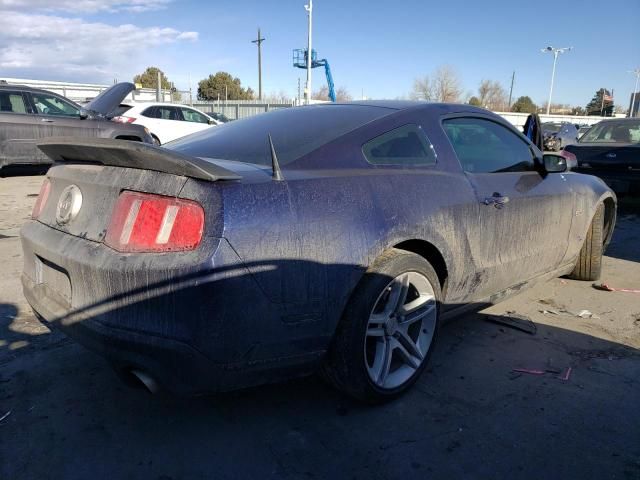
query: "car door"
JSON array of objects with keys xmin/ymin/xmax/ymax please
[
  {"xmin": 151, "ymin": 105, "xmax": 186, "ymax": 143},
  {"xmin": 0, "ymin": 89, "xmax": 40, "ymax": 168},
  {"xmin": 441, "ymin": 115, "xmax": 575, "ymax": 299},
  {"xmin": 27, "ymin": 91, "xmax": 99, "ymax": 162},
  {"xmin": 179, "ymin": 107, "xmax": 213, "ymax": 136}
]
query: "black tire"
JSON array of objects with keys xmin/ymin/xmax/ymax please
[
  {"xmin": 569, "ymin": 203, "xmax": 604, "ymax": 281},
  {"xmin": 322, "ymin": 249, "xmax": 441, "ymax": 403}
]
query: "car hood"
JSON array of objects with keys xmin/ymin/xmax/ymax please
[{"xmin": 84, "ymin": 82, "xmax": 135, "ymax": 116}]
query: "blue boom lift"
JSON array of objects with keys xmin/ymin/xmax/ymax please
[{"xmin": 293, "ymin": 48, "xmax": 336, "ymax": 102}]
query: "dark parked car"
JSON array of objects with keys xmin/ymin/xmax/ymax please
[
  {"xmin": 21, "ymin": 102, "xmax": 616, "ymax": 402},
  {"xmin": 563, "ymin": 118, "xmax": 640, "ymax": 196},
  {"xmin": 542, "ymin": 122, "xmax": 579, "ymax": 151},
  {"xmin": 0, "ymin": 82, "xmax": 153, "ymax": 175}
]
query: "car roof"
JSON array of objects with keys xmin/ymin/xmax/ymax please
[
  {"xmin": 306, "ymin": 101, "xmax": 493, "ymax": 117},
  {"xmin": 595, "ymin": 117, "xmax": 639, "ymax": 124},
  {"xmin": 0, "ymin": 84, "xmax": 65, "ymax": 95},
  {"xmin": 128, "ymin": 102, "xmax": 206, "ymax": 109}
]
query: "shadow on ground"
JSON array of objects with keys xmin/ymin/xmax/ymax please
[{"xmin": 1, "ymin": 301, "xmax": 638, "ymax": 480}]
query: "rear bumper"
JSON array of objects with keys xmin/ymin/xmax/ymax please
[{"xmin": 20, "ymin": 221, "xmax": 326, "ymax": 394}]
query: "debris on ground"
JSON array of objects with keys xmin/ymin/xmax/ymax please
[
  {"xmin": 485, "ymin": 313, "xmax": 537, "ymax": 335},
  {"xmin": 558, "ymin": 367, "xmax": 572, "ymax": 381},
  {"xmin": 0, "ymin": 411, "xmax": 11, "ymax": 423},
  {"xmin": 538, "ymin": 306, "xmax": 599, "ymax": 319},
  {"xmin": 512, "ymin": 362, "xmax": 573, "ymax": 381},
  {"xmin": 593, "ymin": 283, "xmax": 640, "ymax": 294},
  {"xmin": 512, "ymin": 368, "xmax": 545, "ymax": 375}
]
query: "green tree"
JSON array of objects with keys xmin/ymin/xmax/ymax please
[
  {"xmin": 468, "ymin": 96, "xmax": 481, "ymax": 106},
  {"xmin": 571, "ymin": 106, "xmax": 586, "ymax": 116},
  {"xmin": 586, "ymin": 88, "xmax": 614, "ymax": 116},
  {"xmin": 510, "ymin": 96, "xmax": 537, "ymax": 113},
  {"xmin": 197, "ymin": 72, "xmax": 254, "ymax": 101},
  {"xmin": 133, "ymin": 67, "xmax": 172, "ymax": 90}
]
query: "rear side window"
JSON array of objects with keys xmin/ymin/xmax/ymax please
[
  {"xmin": 0, "ymin": 91, "xmax": 27, "ymax": 114},
  {"xmin": 141, "ymin": 106, "xmax": 157, "ymax": 118},
  {"xmin": 363, "ymin": 124, "xmax": 436, "ymax": 166},
  {"xmin": 443, "ymin": 117, "xmax": 535, "ymax": 173},
  {"xmin": 142, "ymin": 106, "xmax": 181, "ymax": 120}
]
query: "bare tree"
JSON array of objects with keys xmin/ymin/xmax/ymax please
[
  {"xmin": 432, "ymin": 66, "xmax": 461, "ymax": 102},
  {"xmin": 477, "ymin": 79, "xmax": 508, "ymax": 111},
  {"xmin": 478, "ymin": 80, "xmax": 492, "ymax": 106},
  {"xmin": 410, "ymin": 76, "xmax": 432, "ymax": 101},
  {"xmin": 311, "ymin": 85, "xmax": 330, "ymax": 100},
  {"xmin": 312, "ymin": 85, "xmax": 352, "ymax": 102},
  {"xmin": 335, "ymin": 87, "xmax": 352, "ymax": 102}
]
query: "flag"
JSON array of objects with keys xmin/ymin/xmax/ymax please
[{"xmin": 603, "ymin": 92, "xmax": 613, "ymax": 102}]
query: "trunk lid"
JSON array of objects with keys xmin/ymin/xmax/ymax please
[
  {"xmin": 564, "ymin": 143, "xmax": 640, "ymax": 171},
  {"xmin": 37, "ymin": 164, "xmax": 190, "ymax": 242},
  {"xmin": 34, "ymin": 138, "xmax": 242, "ymax": 243},
  {"xmin": 84, "ymin": 82, "xmax": 136, "ymax": 117}
]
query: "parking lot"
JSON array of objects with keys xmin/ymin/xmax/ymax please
[{"xmin": 1, "ymin": 174, "xmax": 639, "ymax": 480}]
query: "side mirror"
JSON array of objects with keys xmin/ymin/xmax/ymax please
[
  {"xmin": 79, "ymin": 109, "xmax": 89, "ymax": 120},
  {"xmin": 208, "ymin": 118, "xmax": 215, "ymax": 125},
  {"xmin": 543, "ymin": 153, "xmax": 568, "ymax": 173}
]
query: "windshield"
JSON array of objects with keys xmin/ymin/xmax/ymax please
[
  {"xmin": 542, "ymin": 123, "xmax": 562, "ymax": 133},
  {"xmin": 166, "ymin": 104, "xmax": 393, "ymax": 166},
  {"xmin": 210, "ymin": 112, "xmax": 231, "ymax": 123},
  {"xmin": 579, "ymin": 120, "xmax": 640, "ymax": 144}
]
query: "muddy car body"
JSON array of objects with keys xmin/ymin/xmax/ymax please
[
  {"xmin": 0, "ymin": 82, "xmax": 153, "ymax": 174},
  {"xmin": 20, "ymin": 102, "xmax": 616, "ymax": 401}
]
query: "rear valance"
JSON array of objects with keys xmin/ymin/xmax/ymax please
[{"xmin": 37, "ymin": 137, "xmax": 241, "ymax": 182}]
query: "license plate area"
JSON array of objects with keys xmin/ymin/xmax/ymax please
[{"xmin": 34, "ymin": 256, "xmax": 72, "ymax": 305}]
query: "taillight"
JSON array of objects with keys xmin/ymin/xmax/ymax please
[
  {"xmin": 105, "ymin": 191, "xmax": 204, "ymax": 253},
  {"xmin": 559, "ymin": 150, "xmax": 578, "ymax": 169},
  {"xmin": 31, "ymin": 179, "xmax": 51, "ymax": 219},
  {"xmin": 111, "ymin": 116, "xmax": 136, "ymax": 123}
]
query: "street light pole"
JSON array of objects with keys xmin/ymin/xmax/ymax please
[
  {"xmin": 542, "ymin": 46, "xmax": 572, "ymax": 115},
  {"xmin": 629, "ymin": 68, "xmax": 640, "ymax": 118},
  {"xmin": 304, "ymin": 0, "xmax": 313, "ymax": 105}
]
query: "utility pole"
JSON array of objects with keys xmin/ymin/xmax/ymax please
[
  {"xmin": 542, "ymin": 46, "xmax": 572, "ymax": 115},
  {"xmin": 508, "ymin": 71, "xmax": 515, "ymax": 110},
  {"xmin": 304, "ymin": 0, "xmax": 313, "ymax": 105},
  {"xmin": 252, "ymin": 28, "xmax": 265, "ymax": 101},
  {"xmin": 629, "ymin": 68, "xmax": 640, "ymax": 118},
  {"xmin": 156, "ymin": 70, "xmax": 162, "ymax": 102},
  {"xmin": 297, "ymin": 78, "xmax": 301, "ymax": 104}
]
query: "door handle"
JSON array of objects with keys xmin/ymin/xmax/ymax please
[
  {"xmin": 40, "ymin": 118, "xmax": 54, "ymax": 123},
  {"xmin": 483, "ymin": 192, "xmax": 510, "ymax": 209}
]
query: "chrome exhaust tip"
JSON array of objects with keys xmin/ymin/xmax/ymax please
[{"xmin": 130, "ymin": 369, "xmax": 159, "ymax": 394}]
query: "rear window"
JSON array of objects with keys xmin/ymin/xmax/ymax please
[
  {"xmin": 111, "ymin": 104, "xmax": 132, "ymax": 117},
  {"xmin": 0, "ymin": 91, "xmax": 27, "ymax": 114},
  {"xmin": 166, "ymin": 104, "xmax": 393, "ymax": 166}
]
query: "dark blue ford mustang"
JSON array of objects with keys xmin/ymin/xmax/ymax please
[{"xmin": 21, "ymin": 102, "xmax": 616, "ymax": 402}]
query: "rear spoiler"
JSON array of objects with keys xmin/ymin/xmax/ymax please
[{"xmin": 37, "ymin": 137, "xmax": 241, "ymax": 182}]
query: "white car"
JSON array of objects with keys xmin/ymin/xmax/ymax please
[{"xmin": 111, "ymin": 103, "xmax": 222, "ymax": 145}]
